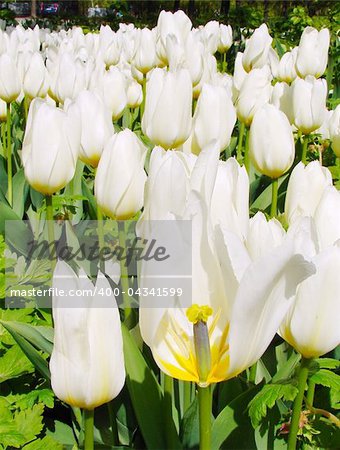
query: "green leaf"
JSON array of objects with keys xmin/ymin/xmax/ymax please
[
  {"xmin": 0, "ymin": 344, "xmax": 34, "ymax": 382},
  {"xmin": 248, "ymin": 382, "xmax": 298, "ymax": 428},
  {"xmin": 0, "ymin": 202, "xmax": 32, "ymax": 256},
  {"xmin": 180, "ymin": 397, "xmax": 199, "ymax": 450},
  {"xmin": 12, "ymin": 168, "xmax": 29, "ymax": 219},
  {"xmin": 310, "ymin": 369, "xmax": 340, "ymax": 409},
  {"xmin": 22, "ymin": 435, "xmax": 63, "ymax": 450},
  {"xmin": 314, "ymin": 358, "xmax": 340, "ymax": 370},
  {"xmin": 0, "ymin": 320, "xmax": 53, "ymax": 354},
  {"xmin": 13, "ymin": 403, "xmax": 44, "ymax": 443},
  {"xmin": 122, "ymin": 325, "xmax": 181, "ymax": 450},
  {"xmin": 0, "ymin": 320, "xmax": 50, "ymax": 380},
  {"xmin": 212, "ymin": 384, "xmax": 263, "ymax": 449}
]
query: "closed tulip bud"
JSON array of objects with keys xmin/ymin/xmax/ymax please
[
  {"xmin": 249, "ymin": 104, "xmax": 295, "ymax": 178},
  {"xmin": 232, "ymin": 52, "xmax": 247, "ymax": 100},
  {"xmin": 100, "ymin": 67, "xmax": 127, "ymax": 121},
  {"xmin": 236, "ymin": 66, "xmax": 272, "ymax": 126},
  {"xmin": 285, "ymin": 161, "xmax": 332, "ymax": 225},
  {"xmin": 132, "ymin": 28, "xmax": 157, "ymax": 74},
  {"xmin": 22, "ymin": 99, "xmax": 80, "ymax": 195},
  {"xmin": 50, "ymin": 261, "xmax": 125, "ymax": 409},
  {"xmin": 292, "ymin": 76, "xmax": 327, "ymax": 134},
  {"xmin": 95, "ymin": 129, "xmax": 147, "ymax": 220},
  {"xmin": 74, "ymin": 90, "xmax": 114, "ymax": 168},
  {"xmin": 50, "ymin": 53, "xmax": 86, "ymax": 104},
  {"xmin": 329, "ymin": 105, "xmax": 340, "ymax": 157},
  {"xmin": 126, "ymin": 79, "xmax": 143, "ymax": 108},
  {"xmin": 277, "ymin": 48, "xmax": 298, "ymax": 83},
  {"xmin": 0, "ymin": 53, "xmax": 21, "ymax": 103},
  {"xmin": 271, "ymin": 81, "xmax": 294, "ymax": 124},
  {"xmin": 242, "ymin": 24, "xmax": 272, "ymax": 72},
  {"xmin": 23, "ymin": 52, "xmax": 49, "ymax": 99},
  {"xmin": 218, "ymin": 24, "xmax": 232, "ymax": 53},
  {"xmin": 142, "ymin": 68, "xmax": 192, "ymax": 149},
  {"xmin": 296, "ymin": 27, "xmax": 330, "ymax": 79},
  {"xmin": 0, "ymin": 98, "xmax": 7, "ymax": 121},
  {"xmin": 202, "ymin": 21, "xmax": 220, "ymax": 54},
  {"xmin": 280, "ymin": 245, "xmax": 340, "ymax": 358},
  {"xmin": 191, "ymin": 83, "xmax": 236, "ymax": 155}
]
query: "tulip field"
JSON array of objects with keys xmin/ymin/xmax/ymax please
[{"xmin": 0, "ymin": 6, "xmax": 340, "ymax": 450}]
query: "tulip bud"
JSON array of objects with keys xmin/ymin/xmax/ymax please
[
  {"xmin": 50, "ymin": 261, "xmax": 125, "ymax": 409},
  {"xmin": 242, "ymin": 24, "xmax": 273, "ymax": 72},
  {"xmin": 74, "ymin": 90, "xmax": 114, "ymax": 168},
  {"xmin": 271, "ymin": 81, "xmax": 294, "ymax": 124},
  {"xmin": 295, "ymin": 27, "xmax": 330, "ymax": 79},
  {"xmin": 95, "ymin": 129, "xmax": 147, "ymax": 220},
  {"xmin": 285, "ymin": 161, "xmax": 332, "ymax": 225},
  {"xmin": 126, "ymin": 79, "xmax": 143, "ymax": 109},
  {"xmin": 232, "ymin": 52, "xmax": 247, "ymax": 100},
  {"xmin": 132, "ymin": 28, "xmax": 157, "ymax": 74},
  {"xmin": 292, "ymin": 76, "xmax": 327, "ymax": 134},
  {"xmin": 236, "ymin": 66, "xmax": 272, "ymax": 126},
  {"xmin": 218, "ymin": 24, "xmax": 232, "ymax": 53},
  {"xmin": 22, "ymin": 99, "xmax": 80, "ymax": 195},
  {"xmin": 201, "ymin": 21, "xmax": 220, "ymax": 54},
  {"xmin": 142, "ymin": 68, "xmax": 192, "ymax": 149},
  {"xmin": 0, "ymin": 98, "xmax": 7, "ymax": 121},
  {"xmin": 0, "ymin": 53, "xmax": 21, "ymax": 103},
  {"xmin": 23, "ymin": 52, "xmax": 49, "ymax": 99},
  {"xmin": 191, "ymin": 83, "xmax": 236, "ymax": 155},
  {"xmin": 329, "ymin": 105, "xmax": 340, "ymax": 157},
  {"xmin": 249, "ymin": 104, "xmax": 295, "ymax": 178},
  {"xmin": 100, "ymin": 66, "xmax": 128, "ymax": 121},
  {"xmin": 277, "ymin": 48, "xmax": 298, "ymax": 83},
  {"xmin": 50, "ymin": 53, "xmax": 86, "ymax": 104}
]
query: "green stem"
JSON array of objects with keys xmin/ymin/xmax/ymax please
[
  {"xmin": 301, "ymin": 135, "xmax": 309, "ymax": 165},
  {"xmin": 183, "ymin": 381, "xmax": 191, "ymax": 415},
  {"xmin": 118, "ymin": 221, "xmax": 132, "ymax": 325},
  {"xmin": 97, "ymin": 205, "xmax": 105, "ymax": 272},
  {"xmin": 249, "ymin": 362, "xmax": 257, "ymax": 384},
  {"xmin": 198, "ymin": 385, "xmax": 212, "ymax": 450},
  {"xmin": 244, "ymin": 126, "xmax": 250, "ymax": 174},
  {"xmin": 140, "ymin": 73, "xmax": 147, "ymax": 119},
  {"xmin": 107, "ymin": 402, "xmax": 119, "ymax": 446},
  {"xmin": 222, "ymin": 52, "xmax": 227, "ymax": 73},
  {"xmin": 287, "ymin": 357, "xmax": 312, "ymax": 450},
  {"xmin": 45, "ymin": 195, "xmax": 56, "ymax": 269},
  {"xmin": 1, "ymin": 121, "xmax": 6, "ymax": 158},
  {"xmin": 84, "ymin": 408, "xmax": 94, "ymax": 450},
  {"xmin": 237, "ymin": 121, "xmax": 245, "ymax": 162},
  {"xmin": 6, "ymin": 103, "xmax": 12, "ymax": 206},
  {"xmin": 306, "ymin": 380, "xmax": 315, "ymax": 407},
  {"xmin": 164, "ymin": 375, "xmax": 176, "ymax": 449},
  {"xmin": 270, "ymin": 178, "xmax": 279, "ymax": 218}
]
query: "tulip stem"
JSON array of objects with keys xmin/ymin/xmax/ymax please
[
  {"xmin": 198, "ymin": 385, "xmax": 212, "ymax": 450},
  {"xmin": 141, "ymin": 73, "xmax": 147, "ymax": 119},
  {"xmin": 270, "ymin": 178, "xmax": 278, "ymax": 218},
  {"xmin": 6, "ymin": 103, "xmax": 12, "ymax": 206},
  {"xmin": 45, "ymin": 195, "xmax": 56, "ymax": 269},
  {"xmin": 1, "ymin": 122, "xmax": 6, "ymax": 158},
  {"xmin": 244, "ymin": 126, "xmax": 250, "ymax": 174},
  {"xmin": 287, "ymin": 357, "xmax": 312, "ymax": 450},
  {"xmin": 84, "ymin": 408, "xmax": 94, "ymax": 450},
  {"xmin": 222, "ymin": 52, "xmax": 227, "ymax": 73},
  {"xmin": 97, "ymin": 205, "xmax": 105, "ymax": 272},
  {"xmin": 183, "ymin": 381, "xmax": 192, "ymax": 415},
  {"xmin": 164, "ymin": 375, "xmax": 176, "ymax": 449},
  {"xmin": 301, "ymin": 135, "xmax": 309, "ymax": 165},
  {"xmin": 118, "ymin": 221, "xmax": 132, "ymax": 325},
  {"xmin": 237, "ymin": 121, "xmax": 245, "ymax": 163}
]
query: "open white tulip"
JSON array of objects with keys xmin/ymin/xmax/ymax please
[
  {"xmin": 95, "ymin": 129, "xmax": 147, "ymax": 220},
  {"xmin": 142, "ymin": 68, "xmax": 192, "ymax": 149},
  {"xmin": 0, "ymin": 53, "xmax": 21, "ymax": 103},
  {"xmin": 249, "ymin": 104, "xmax": 295, "ymax": 178},
  {"xmin": 295, "ymin": 27, "xmax": 330, "ymax": 79},
  {"xmin": 50, "ymin": 260, "xmax": 125, "ymax": 409},
  {"xmin": 22, "ymin": 99, "xmax": 80, "ymax": 195}
]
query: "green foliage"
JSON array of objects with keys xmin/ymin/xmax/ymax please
[
  {"xmin": 310, "ymin": 369, "xmax": 340, "ymax": 409},
  {"xmin": 248, "ymin": 382, "xmax": 299, "ymax": 428}
]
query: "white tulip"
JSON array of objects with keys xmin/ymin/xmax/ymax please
[
  {"xmin": 249, "ymin": 104, "xmax": 295, "ymax": 178},
  {"xmin": 292, "ymin": 76, "xmax": 327, "ymax": 134},
  {"xmin": 277, "ymin": 48, "xmax": 298, "ymax": 83},
  {"xmin": 218, "ymin": 24, "xmax": 232, "ymax": 53},
  {"xmin": 329, "ymin": 105, "xmax": 340, "ymax": 157},
  {"xmin": 23, "ymin": 52, "xmax": 49, "ymax": 99},
  {"xmin": 271, "ymin": 81, "xmax": 294, "ymax": 124},
  {"xmin": 50, "ymin": 261, "xmax": 125, "ymax": 409},
  {"xmin": 100, "ymin": 66, "xmax": 128, "ymax": 121},
  {"xmin": 22, "ymin": 99, "xmax": 80, "ymax": 195},
  {"xmin": 191, "ymin": 83, "xmax": 236, "ymax": 155},
  {"xmin": 95, "ymin": 129, "xmax": 147, "ymax": 220},
  {"xmin": 132, "ymin": 28, "xmax": 157, "ymax": 74},
  {"xmin": 142, "ymin": 68, "xmax": 192, "ymax": 149},
  {"xmin": 296, "ymin": 27, "xmax": 330, "ymax": 79},
  {"xmin": 126, "ymin": 79, "xmax": 143, "ymax": 109},
  {"xmin": 0, "ymin": 53, "xmax": 21, "ymax": 103},
  {"xmin": 242, "ymin": 24, "xmax": 273, "ymax": 72},
  {"xmin": 285, "ymin": 161, "xmax": 332, "ymax": 225}
]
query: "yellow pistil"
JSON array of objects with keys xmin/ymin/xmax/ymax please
[{"xmin": 186, "ymin": 304, "xmax": 213, "ymax": 324}]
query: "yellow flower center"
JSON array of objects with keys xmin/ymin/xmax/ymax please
[{"xmin": 186, "ymin": 304, "xmax": 213, "ymax": 324}]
